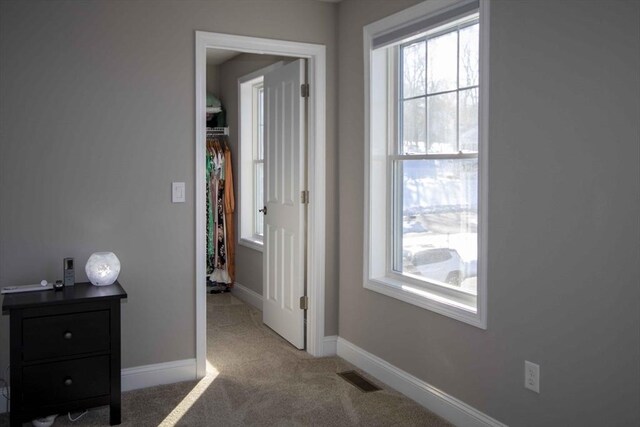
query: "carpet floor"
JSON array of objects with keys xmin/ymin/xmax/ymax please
[{"xmin": 1, "ymin": 293, "xmax": 452, "ymax": 426}]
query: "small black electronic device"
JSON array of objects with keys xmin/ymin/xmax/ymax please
[
  {"xmin": 54, "ymin": 280, "xmax": 64, "ymax": 291},
  {"xmin": 63, "ymin": 257, "xmax": 75, "ymax": 286}
]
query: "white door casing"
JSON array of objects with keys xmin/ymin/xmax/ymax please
[
  {"xmin": 262, "ymin": 59, "xmax": 307, "ymax": 349},
  {"xmin": 195, "ymin": 32, "xmax": 327, "ymax": 378}
]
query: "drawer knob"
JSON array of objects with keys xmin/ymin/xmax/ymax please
[
  {"xmin": 64, "ymin": 331, "xmax": 73, "ymax": 340},
  {"xmin": 64, "ymin": 377, "xmax": 73, "ymax": 386}
]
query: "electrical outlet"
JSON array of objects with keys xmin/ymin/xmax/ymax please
[{"xmin": 524, "ymin": 360, "xmax": 540, "ymax": 393}]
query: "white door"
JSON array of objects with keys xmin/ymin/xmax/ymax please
[{"xmin": 262, "ymin": 59, "xmax": 307, "ymax": 349}]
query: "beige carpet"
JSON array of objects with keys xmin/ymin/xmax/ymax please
[{"xmin": 2, "ymin": 293, "xmax": 451, "ymax": 426}]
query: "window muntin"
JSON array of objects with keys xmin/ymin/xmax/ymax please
[
  {"xmin": 394, "ymin": 17, "xmax": 479, "ymax": 294},
  {"xmin": 399, "ymin": 19, "xmax": 479, "ymax": 155}
]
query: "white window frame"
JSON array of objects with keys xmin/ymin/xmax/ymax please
[
  {"xmin": 238, "ymin": 62, "xmax": 284, "ymax": 252},
  {"xmin": 363, "ymin": 0, "xmax": 489, "ymax": 328}
]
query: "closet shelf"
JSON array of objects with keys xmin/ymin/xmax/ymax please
[{"xmin": 206, "ymin": 127, "xmax": 229, "ymax": 136}]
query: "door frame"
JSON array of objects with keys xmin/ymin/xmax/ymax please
[{"xmin": 194, "ymin": 31, "xmax": 326, "ymax": 378}]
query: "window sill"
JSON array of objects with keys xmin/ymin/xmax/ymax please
[
  {"xmin": 239, "ymin": 237, "xmax": 263, "ymax": 253},
  {"xmin": 364, "ymin": 275, "xmax": 485, "ymax": 329}
]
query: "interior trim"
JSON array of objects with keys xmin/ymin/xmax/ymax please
[
  {"xmin": 121, "ymin": 358, "xmax": 197, "ymax": 392},
  {"xmin": 322, "ymin": 335, "xmax": 338, "ymax": 356},
  {"xmin": 337, "ymin": 338, "xmax": 506, "ymax": 427},
  {"xmin": 195, "ymin": 31, "xmax": 327, "ymax": 378},
  {"xmin": 230, "ymin": 282, "xmax": 263, "ymax": 311}
]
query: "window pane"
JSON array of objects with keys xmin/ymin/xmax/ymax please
[
  {"xmin": 459, "ymin": 23, "xmax": 479, "ymax": 88},
  {"xmin": 399, "ymin": 159, "xmax": 478, "ymax": 292},
  {"xmin": 254, "ymin": 161, "xmax": 264, "ymax": 236},
  {"xmin": 257, "ymin": 87, "xmax": 264, "ymax": 160},
  {"xmin": 402, "ymin": 41, "xmax": 426, "ymax": 98},
  {"xmin": 427, "ymin": 31, "xmax": 457, "ymax": 93},
  {"xmin": 427, "ymin": 92, "xmax": 457, "ymax": 153},
  {"xmin": 402, "ymin": 98, "xmax": 426, "ymax": 154},
  {"xmin": 459, "ymin": 88, "xmax": 478, "ymax": 153}
]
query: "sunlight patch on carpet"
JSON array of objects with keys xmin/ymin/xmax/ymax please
[{"xmin": 158, "ymin": 361, "xmax": 220, "ymax": 427}]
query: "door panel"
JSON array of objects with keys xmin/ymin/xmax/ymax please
[{"xmin": 262, "ymin": 59, "xmax": 306, "ymax": 349}]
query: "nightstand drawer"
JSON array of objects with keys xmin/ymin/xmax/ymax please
[
  {"xmin": 22, "ymin": 310, "xmax": 110, "ymax": 361},
  {"xmin": 22, "ymin": 355, "xmax": 110, "ymax": 407}
]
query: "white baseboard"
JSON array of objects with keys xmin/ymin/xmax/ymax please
[
  {"xmin": 121, "ymin": 358, "xmax": 197, "ymax": 392},
  {"xmin": 3, "ymin": 341, "xmax": 505, "ymax": 426},
  {"xmin": 229, "ymin": 284, "xmax": 336, "ymax": 358},
  {"xmin": 0, "ymin": 386, "xmax": 7, "ymax": 414},
  {"xmin": 231, "ymin": 282, "xmax": 263, "ymax": 310},
  {"xmin": 336, "ymin": 338, "xmax": 506, "ymax": 427},
  {"xmin": 322, "ymin": 335, "xmax": 338, "ymax": 356},
  {"xmin": 0, "ymin": 359, "xmax": 198, "ymax": 414}
]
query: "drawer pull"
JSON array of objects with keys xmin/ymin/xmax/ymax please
[
  {"xmin": 64, "ymin": 331, "xmax": 73, "ymax": 340},
  {"xmin": 64, "ymin": 377, "xmax": 73, "ymax": 386}
]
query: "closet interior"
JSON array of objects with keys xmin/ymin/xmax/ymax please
[
  {"xmin": 205, "ymin": 57, "xmax": 233, "ymax": 294},
  {"xmin": 204, "ymin": 48, "xmax": 290, "ymax": 297}
]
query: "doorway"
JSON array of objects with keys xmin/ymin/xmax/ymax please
[{"xmin": 194, "ymin": 31, "xmax": 327, "ymax": 379}]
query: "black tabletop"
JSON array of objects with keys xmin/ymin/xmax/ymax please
[{"xmin": 2, "ymin": 281, "xmax": 127, "ymax": 314}]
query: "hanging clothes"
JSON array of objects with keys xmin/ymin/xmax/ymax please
[
  {"xmin": 206, "ymin": 133, "xmax": 235, "ymax": 285},
  {"xmin": 223, "ymin": 147, "xmax": 236, "ymax": 283}
]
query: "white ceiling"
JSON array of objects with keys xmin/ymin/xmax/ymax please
[{"xmin": 206, "ymin": 48, "xmax": 241, "ymax": 66}]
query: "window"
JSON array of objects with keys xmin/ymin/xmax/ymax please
[
  {"xmin": 239, "ymin": 62, "xmax": 283, "ymax": 251},
  {"xmin": 253, "ymin": 84, "xmax": 265, "ymax": 238},
  {"xmin": 364, "ymin": 0, "xmax": 488, "ymax": 328}
]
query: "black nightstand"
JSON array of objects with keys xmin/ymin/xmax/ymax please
[{"xmin": 2, "ymin": 281, "xmax": 127, "ymax": 426}]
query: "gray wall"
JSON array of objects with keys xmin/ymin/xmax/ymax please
[
  {"xmin": 2, "ymin": 0, "xmax": 637, "ymax": 424},
  {"xmin": 217, "ymin": 53, "xmax": 291, "ymax": 295},
  {"xmin": 0, "ymin": 0, "xmax": 339, "ymax": 377},
  {"xmin": 338, "ymin": 0, "xmax": 640, "ymax": 426},
  {"xmin": 206, "ymin": 64, "xmax": 220, "ymax": 98}
]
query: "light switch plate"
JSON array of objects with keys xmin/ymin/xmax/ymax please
[{"xmin": 172, "ymin": 182, "xmax": 185, "ymax": 203}]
